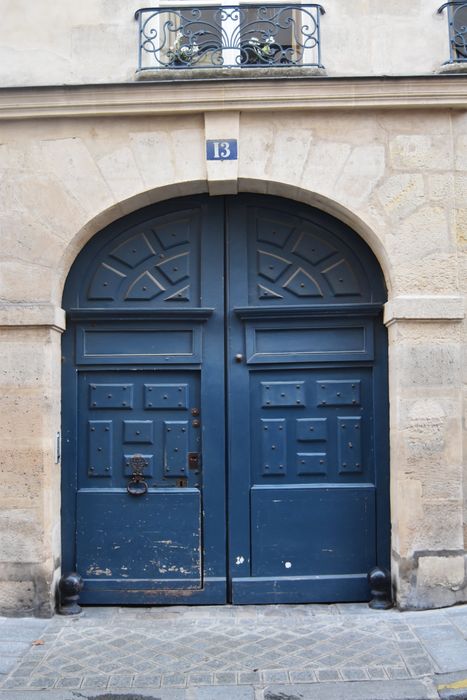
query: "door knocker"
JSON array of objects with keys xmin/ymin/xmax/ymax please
[{"xmin": 126, "ymin": 454, "xmax": 149, "ymax": 496}]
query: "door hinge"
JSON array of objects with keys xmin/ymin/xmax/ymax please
[{"xmin": 55, "ymin": 431, "xmax": 61, "ymax": 464}]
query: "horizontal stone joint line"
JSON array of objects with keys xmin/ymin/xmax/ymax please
[{"xmin": 1, "ymin": 77, "xmax": 467, "ymax": 120}]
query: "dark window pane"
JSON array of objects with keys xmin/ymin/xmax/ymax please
[{"xmin": 452, "ymin": 5, "xmax": 467, "ymax": 59}]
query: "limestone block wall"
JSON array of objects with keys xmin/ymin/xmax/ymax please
[
  {"xmin": 0, "ymin": 0, "xmax": 449, "ymax": 87},
  {"xmin": 0, "ymin": 105, "xmax": 465, "ymax": 614},
  {"xmin": 0, "ymin": 319, "xmax": 63, "ymax": 616}
]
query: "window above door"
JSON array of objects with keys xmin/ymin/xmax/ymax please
[
  {"xmin": 438, "ymin": 2, "xmax": 467, "ymax": 63},
  {"xmin": 135, "ymin": 4, "xmax": 325, "ymax": 73}
]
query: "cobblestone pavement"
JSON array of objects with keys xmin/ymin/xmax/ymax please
[{"xmin": 0, "ymin": 603, "xmax": 467, "ymax": 693}]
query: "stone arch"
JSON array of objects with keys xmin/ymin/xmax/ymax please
[{"xmin": 56, "ymin": 180, "xmax": 393, "ymax": 307}]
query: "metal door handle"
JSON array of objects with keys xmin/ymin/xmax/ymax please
[
  {"xmin": 126, "ymin": 454, "xmax": 149, "ymax": 496},
  {"xmin": 127, "ymin": 479, "xmax": 148, "ymax": 496},
  {"xmin": 235, "ymin": 353, "xmax": 243, "ymax": 362}
]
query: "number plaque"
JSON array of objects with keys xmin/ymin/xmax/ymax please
[{"xmin": 206, "ymin": 139, "xmax": 238, "ymax": 161}]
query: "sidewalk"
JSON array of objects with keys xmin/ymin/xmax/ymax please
[{"xmin": 0, "ymin": 603, "xmax": 466, "ymax": 700}]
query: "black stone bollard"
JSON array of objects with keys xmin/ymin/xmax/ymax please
[
  {"xmin": 57, "ymin": 572, "xmax": 84, "ymax": 615},
  {"xmin": 368, "ymin": 566, "xmax": 393, "ymax": 609}
]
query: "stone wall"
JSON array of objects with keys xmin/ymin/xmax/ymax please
[
  {"xmin": 0, "ymin": 319, "xmax": 63, "ymax": 616},
  {"xmin": 0, "ymin": 0, "xmax": 449, "ymax": 87},
  {"xmin": 0, "ymin": 102, "xmax": 465, "ymax": 614}
]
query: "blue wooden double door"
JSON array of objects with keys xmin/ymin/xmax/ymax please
[{"xmin": 62, "ymin": 194, "xmax": 389, "ymax": 605}]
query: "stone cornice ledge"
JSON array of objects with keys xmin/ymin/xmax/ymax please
[
  {"xmin": 0, "ymin": 76, "xmax": 466, "ymax": 120},
  {"xmin": 384, "ymin": 296, "xmax": 465, "ymax": 326},
  {"xmin": 0, "ymin": 304, "xmax": 66, "ymax": 332}
]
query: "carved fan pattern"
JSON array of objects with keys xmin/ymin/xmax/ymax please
[
  {"xmin": 85, "ymin": 213, "xmax": 198, "ymax": 306},
  {"xmin": 253, "ymin": 210, "xmax": 365, "ymax": 303}
]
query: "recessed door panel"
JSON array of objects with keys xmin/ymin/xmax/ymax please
[
  {"xmin": 250, "ymin": 486, "xmax": 375, "ymax": 577},
  {"xmin": 79, "ymin": 370, "xmax": 200, "ymax": 491},
  {"xmin": 250, "ymin": 368, "xmax": 373, "ymax": 486},
  {"xmin": 77, "ymin": 490, "xmax": 201, "ymax": 588}
]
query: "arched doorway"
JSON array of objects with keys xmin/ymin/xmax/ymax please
[{"xmin": 61, "ymin": 193, "xmax": 389, "ymax": 605}]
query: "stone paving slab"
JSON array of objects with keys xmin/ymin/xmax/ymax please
[
  {"xmin": 412, "ymin": 624, "xmax": 467, "ymax": 674},
  {"xmin": 0, "ymin": 612, "xmax": 434, "ymax": 689},
  {"xmin": 0, "ymin": 603, "xmax": 465, "ymax": 694}
]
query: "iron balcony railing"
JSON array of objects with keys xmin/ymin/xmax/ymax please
[
  {"xmin": 438, "ymin": 2, "xmax": 467, "ymax": 62},
  {"xmin": 135, "ymin": 4, "xmax": 325, "ymax": 71}
]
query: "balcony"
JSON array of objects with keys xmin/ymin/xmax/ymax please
[
  {"xmin": 438, "ymin": 2, "xmax": 467, "ymax": 63},
  {"xmin": 135, "ymin": 4, "xmax": 325, "ymax": 74}
]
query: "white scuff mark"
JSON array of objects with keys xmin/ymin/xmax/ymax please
[
  {"xmin": 155, "ymin": 564, "xmax": 190, "ymax": 574},
  {"xmin": 236, "ymin": 556, "xmax": 245, "ymax": 565},
  {"xmin": 322, "ymin": 549, "xmax": 333, "ymax": 553},
  {"xmin": 113, "ymin": 545, "xmax": 121, "ymax": 550},
  {"xmin": 121, "ymin": 566, "xmax": 128, "ymax": 570},
  {"xmin": 86, "ymin": 565, "xmax": 112, "ymax": 577},
  {"xmin": 284, "ymin": 561, "xmax": 292, "ymax": 569}
]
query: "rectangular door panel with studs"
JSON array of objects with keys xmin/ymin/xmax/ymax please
[{"xmin": 79, "ymin": 370, "xmax": 201, "ymax": 490}]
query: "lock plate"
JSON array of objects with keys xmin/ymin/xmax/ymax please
[{"xmin": 188, "ymin": 452, "xmax": 202, "ymax": 470}]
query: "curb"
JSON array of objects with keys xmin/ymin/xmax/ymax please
[
  {"xmin": 436, "ymin": 672, "xmax": 467, "ymax": 699},
  {"xmin": 0, "ymin": 679, "xmax": 442, "ymax": 700}
]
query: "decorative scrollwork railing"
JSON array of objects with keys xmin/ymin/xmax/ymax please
[
  {"xmin": 438, "ymin": 2, "xmax": 467, "ymax": 62},
  {"xmin": 135, "ymin": 4, "xmax": 325, "ymax": 71}
]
